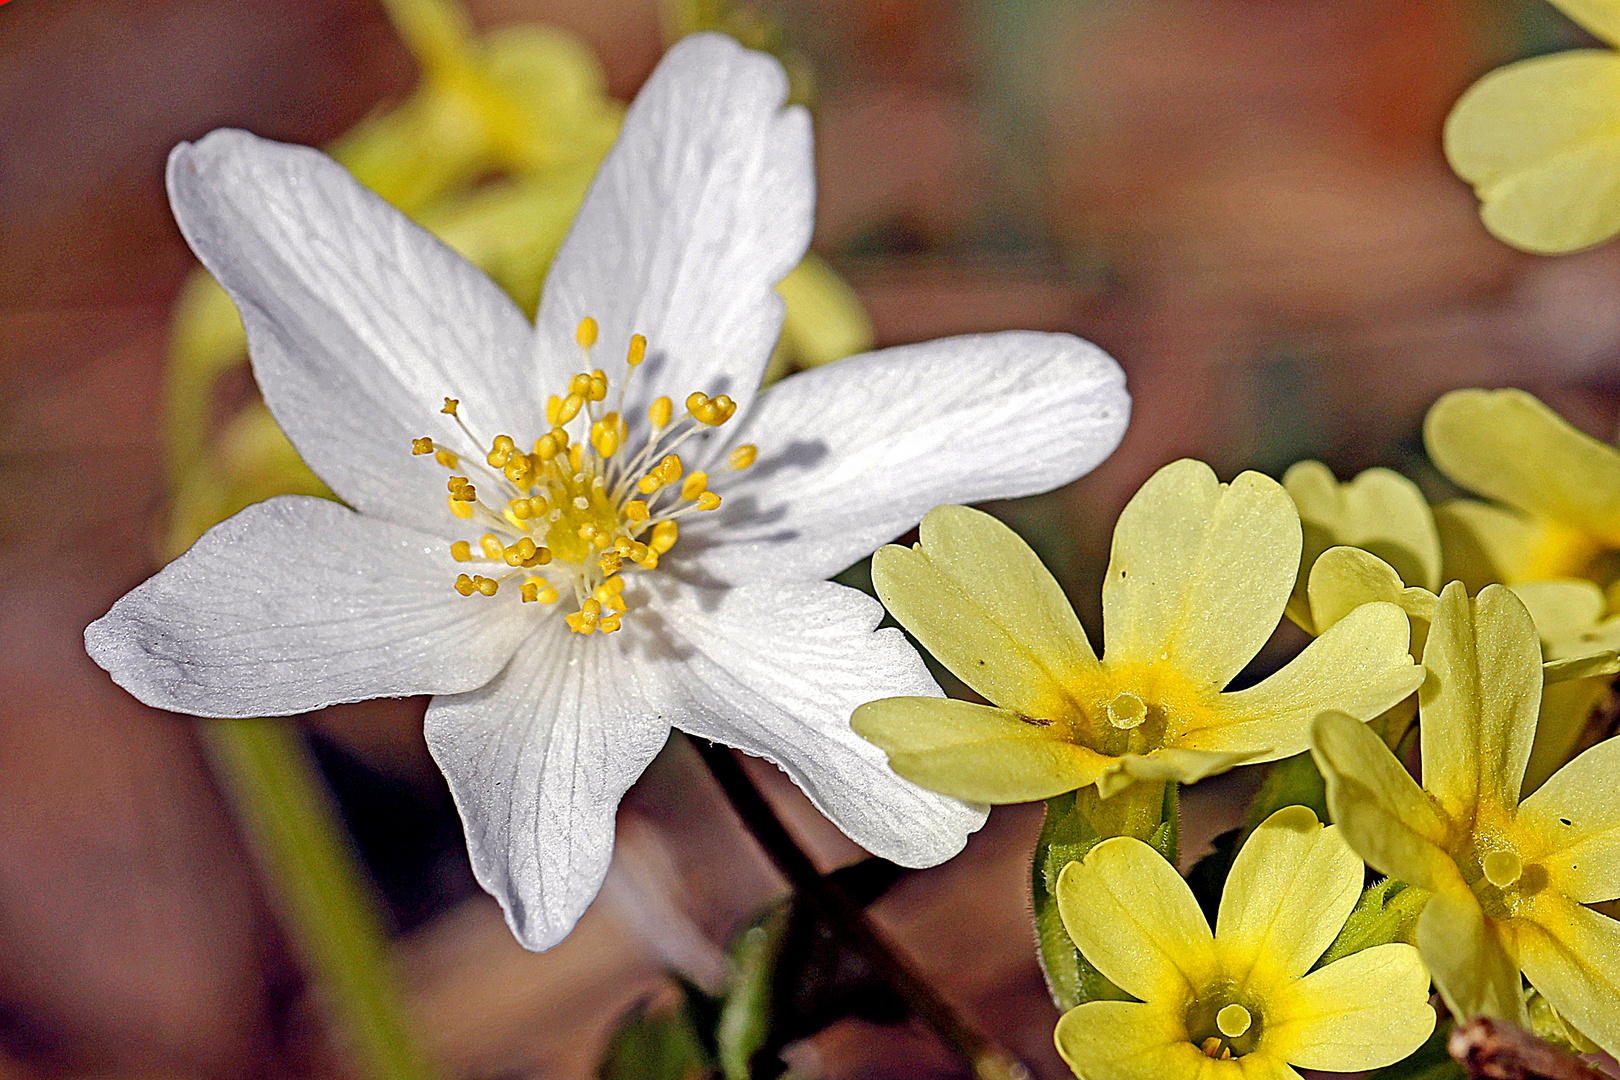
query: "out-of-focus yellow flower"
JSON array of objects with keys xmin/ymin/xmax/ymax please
[
  {"xmin": 1312, "ymin": 582, "xmax": 1620, "ymax": 1054},
  {"xmin": 1052, "ymin": 806, "xmax": 1434, "ymax": 1079},
  {"xmin": 163, "ymin": 0, "xmax": 872, "ymax": 558},
  {"xmin": 1302, "ymin": 545, "xmax": 1618, "ymax": 792},
  {"xmin": 851, "ymin": 461, "xmax": 1423, "ymax": 808},
  {"xmin": 1426, "ymin": 389, "xmax": 1620, "ymax": 600},
  {"xmin": 1282, "ymin": 461, "xmax": 1441, "ymax": 634},
  {"xmin": 1445, "ymin": 0, "xmax": 1620, "ymax": 254}
]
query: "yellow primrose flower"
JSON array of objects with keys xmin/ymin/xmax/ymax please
[
  {"xmin": 1311, "ymin": 582, "xmax": 1620, "ymax": 1053},
  {"xmin": 1445, "ymin": 0, "xmax": 1620, "ymax": 253},
  {"xmin": 1305, "ymin": 546, "xmax": 1620, "ymax": 791},
  {"xmin": 1427, "ymin": 388, "xmax": 1620, "ymax": 599},
  {"xmin": 1282, "ymin": 460, "xmax": 1441, "ymax": 635},
  {"xmin": 851, "ymin": 460, "xmax": 1424, "ymax": 808},
  {"xmin": 1053, "ymin": 806, "xmax": 1434, "ymax": 1079}
]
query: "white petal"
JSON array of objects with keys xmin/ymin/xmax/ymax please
[
  {"xmin": 685, "ymin": 331, "xmax": 1129, "ymax": 585},
  {"xmin": 167, "ymin": 130, "xmax": 538, "ymax": 535},
  {"xmin": 532, "ymin": 33, "xmax": 812, "ymax": 422},
  {"xmin": 84, "ymin": 497, "xmax": 531, "ymax": 717},
  {"xmin": 645, "ymin": 577, "xmax": 988, "ymax": 865},
  {"xmin": 424, "ymin": 618, "xmax": 674, "ymax": 951}
]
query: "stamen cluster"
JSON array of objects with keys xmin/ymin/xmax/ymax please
[{"xmin": 410, "ymin": 318, "xmax": 754, "ymax": 634}]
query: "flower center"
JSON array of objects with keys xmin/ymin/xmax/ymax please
[
  {"xmin": 1482, "ymin": 849, "xmax": 1523, "ymax": 889},
  {"xmin": 1187, "ymin": 992, "xmax": 1264, "ymax": 1060},
  {"xmin": 1105, "ymin": 691, "xmax": 1148, "ymax": 730},
  {"xmin": 412, "ymin": 318, "xmax": 757, "ymax": 635}
]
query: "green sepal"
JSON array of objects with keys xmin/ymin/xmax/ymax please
[
  {"xmin": 1316, "ymin": 876, "xmax": 1430, "ymax": 969},
  {"xmin": 1247, "ymin": 751, "xmax": 1330, "ymax": 832},
  {"xmin": 1032, "ymin": 783, "xmax": 1177, "ymax": 1011}
]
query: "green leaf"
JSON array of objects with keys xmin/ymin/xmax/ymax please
[
  {"xmin": 600, "ymin": 989, "xmax": 718, "ymax": 1080},
  {"xmin": 716, "ymin": 859, "xmax": 909, "ymax": 1079}
]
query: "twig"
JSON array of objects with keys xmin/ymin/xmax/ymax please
[
  {"xmin": 691, "ymin": 738, "xmax": 1029, "ymax": 1080},
  {"xmin": 1449, "ymin": 1016, "xmax": 1609, "ymax": 1080}
]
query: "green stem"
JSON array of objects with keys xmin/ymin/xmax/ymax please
[
  {"xmin": 691, "ymin": 739, "xmax": 1030, "ymax": 1080},
  {"xmin": 200, "ymin": 719, "xmax": 434, "ymax": 1080}
]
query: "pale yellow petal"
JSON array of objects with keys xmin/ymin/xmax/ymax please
[
  {"xmin": 1305, "ymin": 546, "xmax": 1436, "ymax": 642},
  {"xmin": 1057, "ymin": 837, "xmax": 1219, "ymax": 1003},
  {"xmin": 1415, "ymin": 886, "xmax": 1527, "ymax": 1025},
  {"xmin": 1284, "ymin": 461, "xmax": 1442, "ymax": 604},
  {"xmin": 1054, "ymin": 1001, "xmax": 1227, "ymax": 1080},
  {"xmin": 872, "ymin": 505, "xmax": 1099, "ymax": 720},
  {"xmin": 1216, "ymin": 807, "xmax": 1364, "ymax": 980},
  {"xmin": 1426, "ymin": 388, "xmax": 1620, "ymax": 540},
  {"xmin": 1519, "ymin": 734, "xmax": 1620, "ymax": 903},
  {"xmin": 850, "ymin": 697, "xmax": 1109, "ymax": 804},
  {"xmin": 1420, "ymin": 584, "xmax": 1541, "ymax": 820},
  {"xmin": 1446, "ymin": 52, "xmax": 1620, "ymax": 254},
  {"xmin": 1550, "ymin": 0, "xmax": 1620, "ymax": 44},
  {"xmin": 1103, "ymin": 460, "xmax": 1300, "ymax": 691},
  {"xmin": 1265, "ymin": 943, "xmax": 1435, "ymax": 1072},
  {"xmin": 1512, "ymin": 579, "xmax": 1609, "ymax": 655},
  {"xmin": 1434, "ymin": 499, "xmax": 1543, "ymax": 591},
  {"xmin": 1310, "ymin": 712, "xmax": 1456, "ymax": 891},
  {"xmin": 1524, "ymin": 674, "xmax": 1614, "ymax": 798},
  {"xmin": 1094, "ymin": 747, "xmax": 1260, "ymax": 799},
  {"xmin": 1518, "ymin": 895, "xmax": 1620, "ymax": 1057},
  {"xmin": 1183, "ymin": 602, "xmax": 1423, "ymax": 762}
]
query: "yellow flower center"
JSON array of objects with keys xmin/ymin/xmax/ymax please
[
  {"xmin": 413, "ymin": 318, "xmax": 757, "ymax": 635},
  {"xmin": 1482, "ymin": 849, "xmax": 1523, "ymax": 890},
  {"xmin": 1188, "ymin": 993, "xmax": 1264, "ymax": 1060}
]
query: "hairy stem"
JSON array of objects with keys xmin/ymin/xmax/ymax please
[{"xmin": 691, "ymin": 738, "xmax": 1028, "ymax": 1080}]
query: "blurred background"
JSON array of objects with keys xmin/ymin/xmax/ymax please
[{"xmin": 2, "ymin": 0, "xmax": 1616, "ymax": 1076}]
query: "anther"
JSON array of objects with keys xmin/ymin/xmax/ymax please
[
  {"xmin": 696, "ymin": 492, "xmax": 721, "ymax": 511},
  {"xmin": 450, "ymin": 540, "xmax": 472, "ymax": 562},
  {"xmin": 455, "ymin": 574, "xmax": 476, "ymax": 596},
  {"xmin": 728, "ymin": 444, "xmax": 757, "ymax": 470},
  {"xmin": 625, "ymin": 500, "xmax": 650, "ymax": 522},
  {"xmin": 680, "ymin": 472, "xmax": 708, "ymax": 501},
  {"xmin": 480, "ymin": 534, "xmax": 504, "ymax": 559},
  {"xmin": 504, "ymin": 538, "xmax": 538, "ymax": 566},
  {"xmin": 435, "ymin": 449, "xmax": 459, "ymax": 467},
  {"xmin": 441, "ymin": 398, "xmax": 459, "ymax": 416},
  {"xmin": 474, "ymin": 576, "xmax": 498, "ymax": 597},
  {"xmin": 649, "ymin": 396, "xmax": 673, "ymax": 429},
  {"xmin": 588, "ymin": 371, "xmax": 608, "ymax": 401},
  {"xmin": 576, "ymin": 316, "xmax": 598, "ymax": 349},
  {"xmin": 488, "ymin": 435, "xmax": 516, "ymax": 467},
  {"xmin": 557, "ymin": 393, "xmax": 585, "ymax": 424},
  {"xmin": 412, "ymin": 437, "xmax": 434, "ymax": 455},
  {"xmin": 597, "ymin": 613, "xmax": 622, "ymax": 634},
  {"xmin": 591, "ymin": 417, "xmax": 621, "ymax": 457},
  {"xmin": 627, "ymin": 334, "xmax": 646, "ymax": 367},
  {"xmin": 650, "ymin": 520, "xmax": 678, "ymax": 554},
  {"xmin": 521, "ymin": 581, "xmax": 559, "ymax": 604}
]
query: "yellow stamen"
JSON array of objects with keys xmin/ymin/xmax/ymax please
[
  {"xmin": 729, "ymin": 444, "xmax": 757, "ymax": 470},
  {"xmin": 625, "ymin": 500, "xmax": 650, "ymax": 522},
  {"xmin": 435, "ymin": 449, "xmax": 459, "ymax": 468},
  {"xmin": 412, "ymin": 437, "xmax": 434, "ymax": 455},
  {"xmin": 480, "ymin": 534, "xmax": 504, "ymax": 559},
  {"xmin": 557, "ymin": 393, "xmax": 585, "ymax": 424},
  {"xmin": 680, "ymin": 472, "xmax": 708, "ymax": 501},
  {"xmin": 651, "ymin": 519, "xmax": 678, "ymax": 554},
  {"xmin": 627, "ymin": 334, "xmax": 646, "ymax": 366},
  {"xmin": 448, "ymin": 495, "xmax": 473, "ymax": 519},
  {"xmin": 576, "ymin": 316, "xmax": 598, "ymax": 348},
  {"xmin": 450, "ymin": 541, "xmax": 472, "ymax": 562},
  {"xmin": 696, "ymin": 492, "xmax": 722, "ymax": 512},
  {"xmin": 649, "ymin": 396, "xmax": 673, "ymax": 429},
  {"xmin": 441, "ymin": 398, "xmax": 459, "ymax": 416}
]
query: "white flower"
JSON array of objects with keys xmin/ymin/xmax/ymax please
[{"xmin": 85, "ymin": 34, "xmax": 1130, "ymax": 950}]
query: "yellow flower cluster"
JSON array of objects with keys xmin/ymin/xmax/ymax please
[{"xmin": 853, "ymin": 388, "xmax": 1620, "ymax": 1069}]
